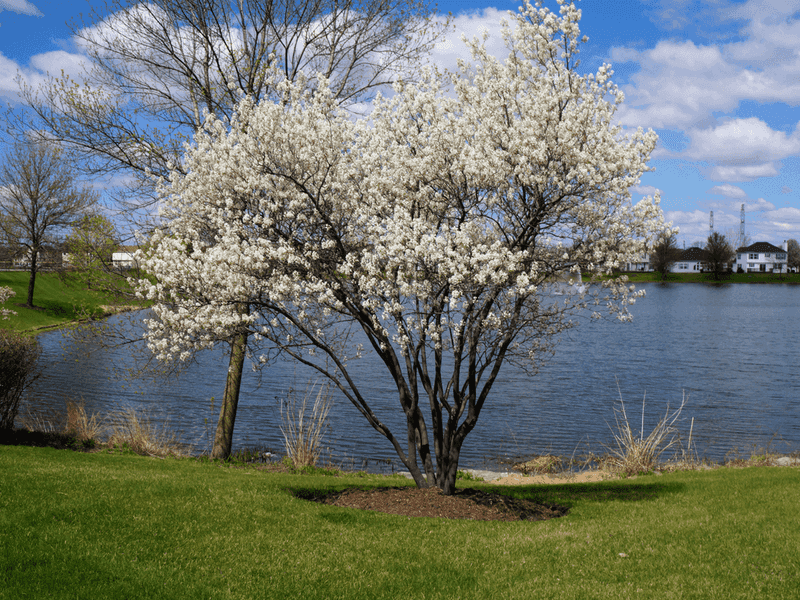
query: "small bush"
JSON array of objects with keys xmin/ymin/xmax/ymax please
[
  {"xmin": 604, "ymin": 383, "xmax": 689, "ymax": 476},
  {"xmin": 0, "ymin": 329, "xmax": 41, "ymax": 430},
  {"xmin": 512, "ymin": 454, "xmax": 563, "ymax": 475},
  {"xmin": 280, "ymin": 383, "xmax": 332, "ymax": 469},
  {"xmin": 106, "ymin": 407, "xmax": 187, "ymax": 458},
  {"xmin": 65, "ymin": 399, "xmax": 104, "ymax": 443}
]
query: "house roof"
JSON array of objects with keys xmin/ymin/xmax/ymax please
[
  {"xmin": 679, "ymin": 247, "xmax": 708, "ymax": 261},
  {"xmin": 736, "ymin": 241, "xmax": 785, "ymax": 253}
]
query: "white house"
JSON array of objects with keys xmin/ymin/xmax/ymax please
[
  {"xmin": 625, "ymin": 252, "xmax": 653, "ymax": 272},
  {"xmin": 670, "ymin": 247, "xmax": 708, "ymax": 273},
  {"xmin": 733, "ymin": 242, "xmax": 787, "ymax": 273},
  {"xmin": 112, "ymin": 246, "xmax": 140, "ymax": 269}
]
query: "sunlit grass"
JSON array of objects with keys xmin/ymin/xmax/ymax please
[{"xmin": 1, "ymin": 445, "xmax": 798, "ymax": 599}]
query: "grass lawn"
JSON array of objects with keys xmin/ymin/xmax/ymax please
[
  {"xmin": 1, "ymin": 446, "xmax": 798, "ymax": 599},
  {"xmin": 0, "ymin": 271, "xmax": 138, "ymax": 333}
]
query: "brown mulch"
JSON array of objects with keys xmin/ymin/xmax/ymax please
[{"xmin": 298, "ymin": 485, "xmax": 569, "ymax": 521}]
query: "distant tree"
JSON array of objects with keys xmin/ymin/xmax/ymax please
[
  {"xmin": 724, "ymin": 227, "xmax": 751, "ymax": 252},
  {"xmin": 64, "ymin": 213, "xmax": 121, "ymax": 290},
  {"xmin": 705, "ymin": 232, "xmax": 735, "ymax": 280},
  {"xmin": 0, "ymin": 140, "xmax": 97, "ymax": 307},
  {"xmin": 649, "ymin": 233, "xmax": 682, "ymax": 279},
  {"xmin": 787, "ymin": 239, "xmax": 800, "ymax": 272}
]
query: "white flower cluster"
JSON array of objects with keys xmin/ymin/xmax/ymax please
[{"xmin": 136, "ymin": 0, "xmax": 666, "ymax": 409}]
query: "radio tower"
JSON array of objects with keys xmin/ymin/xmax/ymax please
[
  {"xmin": 740, "ymin": 203, "xmax": 746, "ymax": 246},
  {"xmin": 710, "ymin": 210, "xmax": 714, "ymax": 233}
]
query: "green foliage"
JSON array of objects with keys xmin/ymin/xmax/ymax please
[
  {"xmin": 63, "ymin": 213, "xmax": 121, "ymax": 293},
  {"xmin": 456, "ymin": 470, "xmax": 485, "ymax": 481}
]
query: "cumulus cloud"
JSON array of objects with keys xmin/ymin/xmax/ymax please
[
  {"xmin": 744, "ymin": 198, "xmax": 777, "ymax": 212},
  {"xmin": 631, "ymin": 184, "xmax": 663, "ymax": 197},
  {"xmin": 707, "ymin": 184, "xmax": 747, "ymax": 198},
  {"xmin": 428, "ymin": 8, "xmax": 514, "ymax": 74},
  {"xmin": 609, "ymin": 1, "xmax": 800, "ymax": 186},
  {"xmin": 1, "ymin": 49, "xmax": 89, "ymax": 104},
  {"xmin": 0, "ymin": 0, "xmax": 42, "ymax": 17}
]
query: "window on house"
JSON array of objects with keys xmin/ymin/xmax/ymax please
[
  {"xmin": 766, "ymin": 253, "xmax": 771, "ymax": 258},
  {"xmin": 749, "ymin": 253, "xmax": 758, "ymax": 259},
  {"xmin": 778, "ymin": 253, "xmax": 786, "ymax": 260},
  {"xmin": 737, "ymin": 254, "xmax": 741, "ymax": 260}
]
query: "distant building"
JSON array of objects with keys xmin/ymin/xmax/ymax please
[
  {"xmin": 671, "ymin": 247, "xmax": 709, "ymax": 273},
  {"xmin": 733, "ymin": 242, "xmax": 787, "ymax": 273},
  {"xmin": 625, "ymin": 252, "xmax": 653, "ymax": 272},
  {"xmin": 112, "ymin": 246, "xmax": 140, "ymax": 269}
]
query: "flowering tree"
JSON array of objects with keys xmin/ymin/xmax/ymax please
[{"xmin": 138, "ymin": 0, "xmax": 667, "ymax": 493}]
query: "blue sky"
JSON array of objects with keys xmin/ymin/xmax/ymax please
[{"xmin": 3, "ymin": 0, "xmax": 800, "ymax": 247}]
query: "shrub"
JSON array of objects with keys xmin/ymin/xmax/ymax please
[
  {"xmin": 280, "ymin": 383, "xmax": 332, "ymax": 469},
  {"xmin": 604, "ymin": 383, "xmax": 689, "ymax": 476},
  {"xmin": 65, "ymin": 399, "xmax": 104, "ymax": 443},
  {"xmin": 106, "ymin": 406, "xmax": 187, "ymax": 457},
  {"xmin": 0, "ymin": 329, "xmax": 41, "ymax": 430}
]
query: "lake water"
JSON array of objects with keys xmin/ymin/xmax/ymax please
[{"xmin": 23, "ymin": 283, "xmax": 800, "ymax": 471}]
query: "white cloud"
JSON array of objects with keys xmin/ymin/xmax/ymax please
[
  {"xmin": 707, "ymin": 184, "xmax": 747, "ymax": 198},
  {"xmin": 428, "ymin": 9, "xmax": 512, "ymax": 74},
  {"xmin": 684, "ymin": 118, "xmax": 800, "ymax": 164},
  {"xmin": 631, "ymin": 185, "xmax": 663, "ymax": 197},
  {"xmin": 707, "ymin": 163, "xmax": 780, "ymax": 181},
  {"xmin": 1, "ymin": 49, "xmax": 89, "ymax": 104},
  {"xmin": 0, "ymin": 0, "xmax": 42, "ymax": 17},
  {"xmin": 744, "ymin": 198, "xmax": 777, "ymax": 212}
]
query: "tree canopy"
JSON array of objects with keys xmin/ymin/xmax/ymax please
[{"xmin": 137, "ymin": 0, "xmax": 668, "ymax": 493}]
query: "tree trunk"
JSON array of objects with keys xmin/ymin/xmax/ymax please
[
  {"xmin": 210, "ymin": 329, "xmax": 248, "ymax": 460},
  {"xmin": 26, "ymin": 250, "xmax": 37, "ymax": 307}
]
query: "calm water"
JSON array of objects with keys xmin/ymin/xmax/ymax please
[{"xmin": 24, "ymin": 283, "xmax": 800, "ymax": 470}]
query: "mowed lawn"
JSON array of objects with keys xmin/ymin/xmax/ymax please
[{"xmin": 1, "ymin": 446, "xmax": 798, "ymax": 599}]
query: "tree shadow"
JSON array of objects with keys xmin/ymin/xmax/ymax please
[{"xmin": 499, "ymin": 478, "xmax": 685, "ymax": 508}]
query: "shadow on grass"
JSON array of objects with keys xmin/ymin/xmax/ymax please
[
  {"xmin": 501, "ymin": 478, "xmax": 685, "ymax": 508},
  {"xmin": 0, "ymin": 428, "xmax": 96, "ymax": 450}
]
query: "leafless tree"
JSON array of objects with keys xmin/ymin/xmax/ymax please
[
  {"xmin": 787, "ymin": 239, "xmax": 800, "ymax": 272},
  {"xmin": 0, "ymin": 140, "xmax": 96, "ymax": 307},
  {"xmin": 705, "ymin": 231, "xmax": 735, "ymax": 280},
  {"xmin": 15, "ymin": 0, "xmax": 446, "ymax": 225},
  {"xmin": 724, "ymin": 227, "xmax": 751, "ymax": 253},
  {"xmin": 649, "ymin": 233, "xmax": 682, "ymax": 280}
]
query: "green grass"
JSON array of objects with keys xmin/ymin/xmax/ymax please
[
  {"xmin": 0, "ymin": 271, "xmax": 135, "ymax": 333},
  {"xmin": 594, "ymin": 271, "xmax": 800, "ymax": 284},
  {"xmin": 1, "ymin": 446, "xmax": 798, "ymax": 599}
]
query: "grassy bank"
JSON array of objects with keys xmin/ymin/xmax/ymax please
[
  {"xmin": 1, "ymin": 445, "xmax": 798, "ymax": 599},
  {"xmin": 594, "ymin": 271, "xmax": 800, "ymax": 284},
  {"xmin": 0, "ymin": 271, "xmax": 140, "ymax": 333}
]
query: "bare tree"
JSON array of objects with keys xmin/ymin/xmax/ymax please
[
  {"xmin": 787, "ymin": 239, "xmax": 800, "ymax": 272},
  {"xmin": 0, "ymin": 140, "xmax": 96, "ymax": 307},
  {"xmin": 705, "ymin": 231, "xmax": 735, "ymax": 280},
  {"xmin": 14, "ymin": 0, "xmax": 447, "ymax": 460},
  {"xmin": 649, "ymin": 233, "xmax": 682, "ymax": 280},
  {"xmin": 724, "ymin": 227, "xmax": 751, "ymax": 253},
  {"xmin": 16, "ymin": 0, "xmax": 446, "ymax": 223}
]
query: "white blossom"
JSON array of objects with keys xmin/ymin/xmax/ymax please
[{"xmin": 136, "ymin": 0, "xmax": 668, "ymax": 490}]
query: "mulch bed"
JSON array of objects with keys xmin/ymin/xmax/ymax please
[{"xmin": 297, "ymin": 485, "xmax": 569, "ymax": 521}]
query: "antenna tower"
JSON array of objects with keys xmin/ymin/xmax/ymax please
[
  {"xmin": 740, "ymin": 203, "xmax": 746, "ymax": 245},
  {"xmin": 710, "ymin": 210, "xmax": 714, "ymax": 233}
]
